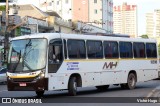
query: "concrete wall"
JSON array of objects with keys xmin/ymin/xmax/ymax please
[
  {"xmin": 89, "ymin": 0, "xmax": 102, "ymax": 28},
  {"xmin": 18, "ymin": 5, "xmax": 47, "ymax": 19},
  {"xmin": 72, "ymin": 0, "xmax": 89, "ymax": 22}
]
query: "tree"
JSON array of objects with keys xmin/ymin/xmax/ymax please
[
  {"xmin": 0, "ymin": 5, "xmax": 5, "ymax": 11},
  {"xmin": 140, "ymin": 34, "xmax": 149, "ymax": 38}
]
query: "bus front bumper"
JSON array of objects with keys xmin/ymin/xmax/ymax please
[{"xmin": 7, "ymin": 78, "xmax": 48, "ymax": 91}]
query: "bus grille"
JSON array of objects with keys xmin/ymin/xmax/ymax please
[{"xmin": 12, "ymin": 78, "xmax": 35, "ymax": 82}]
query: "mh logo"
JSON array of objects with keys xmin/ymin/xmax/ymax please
[{"xmin": 103, "ymin": 62, "xmax": 118, "ymax": 70}]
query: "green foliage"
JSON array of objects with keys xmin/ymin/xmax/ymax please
[
  {"xmin": 0, "ymin": 5, "xmax": 6, "ymax": 11},
  {"xmin": 140, "ymin": 34, "xmax": 149, "ymax": 38}
]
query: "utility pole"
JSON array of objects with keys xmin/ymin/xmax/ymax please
[
  {"xmin": 6, "ymin": 0, "xmax": 9, "ymax": 27},
  {"xmin": 3, "ymin": 0, "xmax": 9, "ymax": 65}
]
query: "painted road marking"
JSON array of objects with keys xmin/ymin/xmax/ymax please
[{"xmin": 146, "ymin": 85, "xmax": 160, "ymax": 98}]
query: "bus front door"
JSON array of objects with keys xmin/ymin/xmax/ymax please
[{"xmin": 48, "ymin": 39, "xmax": 63, "ymax": 90}]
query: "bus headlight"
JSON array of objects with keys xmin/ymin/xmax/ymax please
[
  {"xmin": 39, "ymin": 72, "xmax": 45, "ymax": 78},
  {"xmin": 6, "ymin": 73, "xmax": 12, "ymax": 80},
  {"xmin": 34, "ymin": 72, "xmax": 45, "ymax": 81},
  {"xmin": 7, "ymin": 76, "xmax": 11, "ymax": 80}
]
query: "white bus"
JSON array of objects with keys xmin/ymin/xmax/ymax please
[{"xmin": 6, "ymin": 33, "xmax": 160, "ymax": 97}]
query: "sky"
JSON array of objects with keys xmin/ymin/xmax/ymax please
[
  {"xmin": 113, "ymin": 0, "xmax": 160, "ymax": 36},
  {"xmin": 16, "ymin": 0, "xmax": 160, "ymax": 36}
]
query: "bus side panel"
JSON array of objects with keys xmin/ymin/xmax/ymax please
[
  {"xmin": 48, "ymin": 73, "xmax": 70, "ymax": 90},
  {"xmin": 94, "ymin": 72, "xmax": 101, "ymax": 86},
  {"xmin": 136, "ymin": 70, "xmax": 145, "ymax": 82},
  {"xmin": 81, "ymin": 73, "xmax": 95, "ymax": 87},
  {"xmin": 145, "ymin": 69, "xmax": 158, "ymax": 80},
  {"xmin": 100, "ymin": 71, "xmax": 128, "ymax": 85}
]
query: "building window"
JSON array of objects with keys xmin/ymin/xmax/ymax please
[
  {"xmin": 94, "ymin": 0, "xmax": 97, "ymax": 3},
  {"xmin": 94, "ymin": 9, "xmax": 98, "ymax": 14},
  {"xmin": 65, "ymin": 0, "xmax": 68, "ymax": 4},
  {"xmin": 57, "ymin": 1, "xmax": 59, "ymax": 5}
]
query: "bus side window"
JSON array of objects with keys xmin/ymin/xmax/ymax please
[
  {"xmin": 104, "ymin": 41, "xmax": 119, "ymax": 58},
  {"xmin": 63, "ymin": 39, "xmax": 67, "ymax": 59},
  {"xmin": 146, "ymin": 43, "xmax": 157, "ymax": 58},
  {"xmin": 119, "ymin": 42, "xmax": 133, "ymax": 58},
  {"xmin": 133, "ymin": 42, "xmax": 146, "ymax": 58}
]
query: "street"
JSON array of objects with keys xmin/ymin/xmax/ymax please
[
  {"xmin": 0, "ymin": 80, "xmax": 160, "ymax": 99},
  {"xmin": 1, "ymin": 80, "xmax": 160, "ymax": 106}
]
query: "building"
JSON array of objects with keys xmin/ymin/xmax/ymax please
[
  {"xmin": 113, "ymin": 2, "xmax": 138, "ymax": 38},
  {"xmin": 88, "ymin": 0, "xmax": 113, "ymax": 34},
  {"xmin": 12, "ymin": 4, "xmax": 74, "ymax": 34},
  {"xmin": 39, "ymin": 0, "xmax": 72, "ymax": 20},
  {"xmin": 72, "ymin": 0, "xmax": 89, "ymax": 22},
  {"xmin": 8, "ymin": 4, "xmax": 106, "ymax": 35},
  {"xmin": 146, "ymin": 9, "xmax": 160, "ymax": 38},
  {"xmin": 39, "ymin": 0, "xmax": 113, "ymax": 34}
]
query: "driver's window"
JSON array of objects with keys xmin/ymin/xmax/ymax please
[
  {"xmin": 48, "ymin": 39, "xmax": 63, "ymax": 73},
  {"xmin": 49, "ymin": 46, "xmax": 63, "ymax": 63},
  {"xmin": 48, "ymin": 39, "xmax": 63, "ymax": 64}
]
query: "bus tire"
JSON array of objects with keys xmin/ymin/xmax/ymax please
[
  {"xmin": 126, "ymin": 73, "xmax": 136, "ymax": 90},
  {"xmin": 68, "ymin": 77, "xmax": 77, "ymax": 96},
  {"xmin": 36, "ymin": 91, "xmax": 44, "ymax": 97},
  {"xmin": 96, "ymin": 85, "xmax": 109, "ymax": 91}
]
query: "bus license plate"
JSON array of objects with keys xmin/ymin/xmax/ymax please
[{"xmin": 19, "ymin": 83, "xmax": 26, "ymax": 87}]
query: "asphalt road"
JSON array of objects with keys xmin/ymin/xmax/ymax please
[{"xmin": 0, "ymin": 80, "xmax": 160, "ymax": 106}]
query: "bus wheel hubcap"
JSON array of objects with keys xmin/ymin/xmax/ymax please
[
  {"xmin": 73, "ymin": 82, "xmax": 77, "ymax": 90},
  {"xmin": 130, "ymin": 77, "xmax": 135, "ymax": 87}
]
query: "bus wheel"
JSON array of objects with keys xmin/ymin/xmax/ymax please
[
  {"xmin": 127, "ymin": 73, "xmax": 136, "ymax": 90},
  {"xmin": 36, "ymin": 91, "xmax": 44, "ymax": 97},
  {"xmin": 68, "ymin": 77, "xmax": 77, "ymax": 96},
  {"xmin": 96, "ymin": 85, "xmax": 109, "ymax": 91}
]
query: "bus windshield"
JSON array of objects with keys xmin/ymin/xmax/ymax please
[{"xmin": 8, "ymin": 38, "xmax": 47, "ymax": 73}]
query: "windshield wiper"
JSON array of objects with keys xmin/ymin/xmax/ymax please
[
  {"xmin": 22, "ymin": 39, "xmax": 34, "ymax": 70},
  {"xmin": 23, "ymin": 59, "xmax": 32, "ymax": 70}
]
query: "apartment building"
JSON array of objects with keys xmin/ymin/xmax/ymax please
[
  {"xmin": 146, "ymin": 9, "xmax": 160, "ymax": 38},
  {"xmin": 113, "ymin": 2, "xmax": 138, "ymax": 37},
  {"xmin": 88, "ymin": 0, "xmax": 113, "ymax": 33},
  {"xmin": 39, "ymin": 0, "xmax": 72, "ymax": 20},
  {"xmin": 39, "ymin": 0, "xmax": 113, "ymax": 34}
]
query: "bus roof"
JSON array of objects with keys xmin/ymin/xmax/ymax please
[{"xmin": 11, "ymin": 33, "xmax": 157, "ymax": 43}]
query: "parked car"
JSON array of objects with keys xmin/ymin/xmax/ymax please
[{"xmin": 0, "ymin": 66, "xmax": 7, "ymax": 84}]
